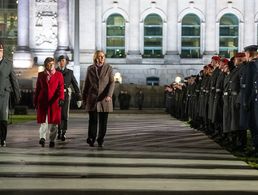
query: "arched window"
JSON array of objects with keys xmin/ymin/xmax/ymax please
[
  {"xmin": 219, "ymin": 14, "xmax": 239, "ymax": 58},
  {"xmin": 143, "ymin": 14, "xmax": 163, "ymax": 58},
  {"xmin": 106, "ymin": 14, "xmax": 125, "ymax": 58},
  {"xmin": 181, "ymin": 14, "xmax": 201, "ymax": 58},
  {"xmin": 0, "ymin": 0, "xmax": 17, "ymax": 59}
]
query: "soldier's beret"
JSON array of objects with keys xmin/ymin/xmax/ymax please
[
  {"xmin": 212, "ymin": 56, "xmax": 220, "ymax": 61},
  {"xmin": 244, "ymin": 45, "xmax": 258, "ymax": 52},
  {"xmin": 221, "ymin": 58, "xmax": 229, "ymax": 64},
  {"xmin": 235, "ymin": 52, "xmax": 245, "ymax": 58}
]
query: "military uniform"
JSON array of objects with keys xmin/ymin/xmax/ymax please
[
  {"xmin": 56, "ymin": 66, "xmax": 81, "ymax": 140},
  {"xmin": 212, "ymin": 70, "xmax": 225, "ymax": 134}
]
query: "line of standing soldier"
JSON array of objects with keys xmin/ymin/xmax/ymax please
[{"xmin": 165, "ymin": 45, "xmax": 258, "ymax": 157}]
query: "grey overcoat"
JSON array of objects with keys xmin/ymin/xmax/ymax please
[
  {"xmin": 82, "ymin": 63, "xmax": 115, "ymax": 112},
  {"xmin": 0, "ymin": 58, "xmax": 20, "ymax": 120}
]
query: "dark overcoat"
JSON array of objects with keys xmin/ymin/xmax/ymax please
[
  {"xmin": 34, "ymin": 70, "xmax": 64, "ymax": 124},
  {"xmin": 208, "ymin": 68, "xmax": 220, "ymax": 120},
  {"xmin": 228, "ymin": 66, "xmax": 241, "ymax": 131},
  {"xmin": 56, "ymin": 67, "xmax": 80, "ymax": 96},
  {"xmin": 82, "ymin": 64, "xmax": 115, "ymax": 112},
  {"xmin": 212, "ymin": 71, "xmax": 225, "ymax": 124},
  {"xmin": 223, "ymin": 73, "xmax": 231, "ymax": 133}
]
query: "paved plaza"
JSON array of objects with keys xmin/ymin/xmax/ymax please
[{"xmin": 0, "ymin": 110, "xmax": 258, "ymax": 194}]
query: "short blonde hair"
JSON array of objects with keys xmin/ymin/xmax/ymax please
[{"xmin": 93, "ymin": 50, "xmax": 105, "ymax": 64}]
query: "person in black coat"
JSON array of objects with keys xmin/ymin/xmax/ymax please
[
  {"xmin": 135, "ymin": 89, "xmax": 144, "ymax": 110},
  {"xmin": 228, "ymin": 53, "xmax": 247, "ymax": 151},
  {"xmin": 242, "ymin": 45, "xmax": 258, "ymax": 156},
  {"xmin": 212, "ymin": 59, "xmax": 227, "ymax": 139},
  {"xmin": 56, "ymin": 55, "xmax": 82, "ymax": 141}
]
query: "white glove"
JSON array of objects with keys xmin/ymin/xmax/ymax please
[{"xmin": 77, "ymin": 101, "xmax": 82, "ymax": 108}]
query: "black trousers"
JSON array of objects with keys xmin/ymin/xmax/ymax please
[
  {"xmin": 88, "ymin": 111, "xmax": 108, "ymax": 144},
  {"xmin": 58, "ymin": 92, "xmax": 70, "ymax": 135},
  {"xmin": 0, "ymin": 120, "xmax": 7, "ymax": 144}
]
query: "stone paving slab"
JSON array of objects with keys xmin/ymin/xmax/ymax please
[{"xmin": 0, "ymin": 112, "xmax": 258, "ymax": 194}]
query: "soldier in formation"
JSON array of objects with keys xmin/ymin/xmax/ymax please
[{"xmin": 165, "ymin": 45, "xmax": 258, "ymax": 157}]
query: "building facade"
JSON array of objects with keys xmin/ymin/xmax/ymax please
[{"xmin": 12, "ymin": 0, "xmax": 258, "ymax": 87}]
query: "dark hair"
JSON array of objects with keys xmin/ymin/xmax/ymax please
[
  {"xmin": 58, "ymin": 55, "xmax": 69, "ymax": 63},
  {"xmin": 44, "ymin": 57, "xmax": 55, "ymax": 67}
]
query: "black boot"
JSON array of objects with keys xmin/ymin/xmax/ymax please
[
  {"xmin": 57, "ymin": 128, "xmax": 61, "ymax": 140},
  {"xmin": 39, "ymin": 138, "xmax": 45, "ymax": 147},
  {"xmin": 61, "ymin": 133, "xmax": 66, "ymax": 141},
  {"xmin": 1, "ymin": 121, "xmax": 7, "ymax": 147}
]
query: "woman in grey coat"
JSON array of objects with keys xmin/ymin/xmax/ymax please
[
  {"xmin": 82, "ymin": 50, "xmax": 115, "ymax": 147},
  {"xmin": 0, "ymin": 41, "xmax": 20, "ymax": 147}
]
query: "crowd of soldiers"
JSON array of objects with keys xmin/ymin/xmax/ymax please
[{"xmin": 164, "ymin": 45, "xmax": 258, "ymax": 157}]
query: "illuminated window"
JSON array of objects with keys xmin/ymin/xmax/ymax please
[
  {"xmin": 0, "ymin": 0, "xmax": 17, "ymax": 58},
  {"xmin": 219, "ymin": 14, "xmax": 238, "ymax": 58},
  {"xmin": 181, "ymin": 14, "xmax": 201, "ymax": 58},
  {"xmin": 106, "ymin": 14, "xmax": 125, "ymax": 58},
  {"xmin": 146, "ymin": 76, "xmax": 159, "ymax": 86},
  {"xmin": 143, "ymin": 14, "xmax": 163, "ymax": 58}
]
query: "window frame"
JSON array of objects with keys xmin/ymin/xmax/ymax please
[
  {"xmin": 181, "ymin": 14, "xmax": 201, "ymax": 59},
  {"xmin": 143, "ymin": 14, "xmax": 163, "ymax": 58},
  {"xmin": 106, "ymin": 13, "xmax": 126, "ymax": 58},
  {"xmin": 219, "ymin": 13, "xmax": 239, "ymax": 58}
]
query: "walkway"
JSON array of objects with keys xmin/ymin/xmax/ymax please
[{"xmin": 0, "ymin": 111, "xmax": 258, "ymax": 194}]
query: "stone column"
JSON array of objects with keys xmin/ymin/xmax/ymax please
[
  {"xmin": 164, "ymin": 0, "xmax": 180, "ymax": 64},
  {"xmin": 126, "ymin": 0, "xmax": 142, "ymax": 63},
  {"xmin": 13, "ymin": 0, "xmax": 32, "ymax": 68},
  {"xmin": 73, "ymin": 0, "xmax": 80, "ymax": 87},
  {"xmin": 55, "ymin": 0, "xmax": 71, "ymax": 58},
  {"xmin": 203, "ymin": 0, "xmax": 216, "ymax": 63},
  {"xmin": 95, "ymin": 0, "xmax": 102, "ymax": 50},
  {"xmin": 244, "ymin": 0, "xmax": 255, "ymax": 47}
]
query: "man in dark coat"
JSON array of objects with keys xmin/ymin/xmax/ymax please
[
  {"xmin": 208, "ymin": 56, "xmax": 221, "ymax": 135},
  {"xmin": 56, "ymin": 55, "xmax": 82, "ymax": 141},
  {"xmin": 135, "ymin": 89, "xmax": 144, "ymax": 110},
  {"xmin": 242, "ymin": 45, "xmax": 258, "ymax": 156},
  {"xmin": 228, "ymin": 53, "xmax": 247, "ymax": 151},
  {"xmin": 0, "ymin": 41, "xmax": 20, "ymax": 147},
  {"xmin": 212, "ymin": 59, "xmax": 227, "ymax": 138}
]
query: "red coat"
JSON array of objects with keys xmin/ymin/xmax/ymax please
[{"xmin": 34, "ymin": 70, "xmax": 64, "ymax": 124}]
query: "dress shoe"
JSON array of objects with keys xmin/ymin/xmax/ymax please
[
  {"xmin": 49, "ymin": 141, "xmax": 55, "ymax": 148},
  {"xmin": 61, "ymin": 134, "xmax": 66, "ymax": 141},
  {"xmin": 39, "ymin": 138, "xmax": 45, "ymax": 147},
  {"xmin": 98, "ymin": 143, "xmax": 103, "ymax": 147},
  {"xmin": 87, "ymin": 138, "xmax": 94, "ymax": 147}
]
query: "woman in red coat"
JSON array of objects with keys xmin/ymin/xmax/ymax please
[{"xmin": 34, "ymin": 57, "xmax": 64, "ymax": 148}]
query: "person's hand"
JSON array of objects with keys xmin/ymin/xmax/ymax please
[
  {"xmin": 77, "ymin": 101, "xmax": 82, "ymax": 108},
  {"xmin": 58, "ymin": 99, "xmax": 65, "ymax": 107},
  {"xmin": 105, "ymin": 96, "xmax": 112, "ymax": 102}
]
